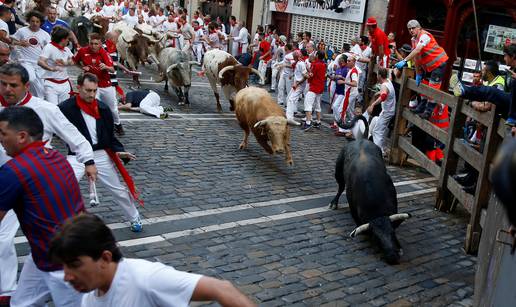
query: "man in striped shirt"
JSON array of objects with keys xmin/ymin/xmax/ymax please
[{"xmin": 0, "ymin": 106, "xmax": 85, "ymax": 307}]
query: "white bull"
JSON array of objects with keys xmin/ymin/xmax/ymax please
[{"xmin": 156, "ymin": 48, "xmax": 198, "ymax": 105}]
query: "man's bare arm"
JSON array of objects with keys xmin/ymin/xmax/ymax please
[{"xmin": 191, "ymin": 277, "xmax": 256, "ymax": 307}]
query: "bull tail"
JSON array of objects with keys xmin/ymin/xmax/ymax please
[{"xmin": 336, "ymin": 115, "xmax": 369, "ymax": 140}]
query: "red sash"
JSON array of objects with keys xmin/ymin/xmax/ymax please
[
  {"xmin": 341, "ymin": 68, "xmax": 358, "ymax": 120},
  {"xmin": 105, "ymin": 149, "xmax": 144, "ymax": 207}
]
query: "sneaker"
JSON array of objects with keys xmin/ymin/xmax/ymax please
[
  {"xmin": 449, "ymin": 74, "xmax": 464, "ymax": 97},
  {"xmin": 506, "ymin": 117, "xmax": 516, "ymax": 127},
  {"xmin": 313, "ymin": 121, "xmax": 321, "ymax": 129},
  {"xmin": 301, "ymin": 122, "xmax": 312, "ymax": 131},
  {"xmin": 130, "ymin": 217, "xmax": 143, "ymax": 232},
  {"xmin": 114, "ymin": 124, "xmax": 125, "ymax": 136},
  {"xmin": 159, "ymin": 112, "xmax": 169, "ymax": 119}
]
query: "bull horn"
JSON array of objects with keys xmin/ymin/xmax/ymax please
[
  {"xmin": 287, "ymin": 118, "xmax": 301, "ymax": 126},
  {"xmin": 250, "ymin": 68, "xmax": 265, "ymax": 84},
  {"xmin": 93, "ymin": 23, "xmax": 102, "ymax": 28},
  {"xmin": 388, "ymin": 213, "xmax": 411, "ymax": 222},
  {"xmin": 349, "ymin": 223, "xmax": 370, "ymax": 238},
  {"xmin": 166, "ymin": 64, "xmax": 178, "ymax": 74},
  {"xmin": 218, "ymin": 65, "xmax": 236, "ymax": 79},
  {"xmin": 253, "ymin": 119, "xmax": 268, "ymax": 128}
]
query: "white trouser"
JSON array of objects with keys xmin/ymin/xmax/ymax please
[
  {"xmin": 68, "ymin": 150, "xmax": 139, "ymax": 221},
  {"xmin": 270, "ymin": 62, "xmax": 281, "ymax": 90},
  {"xmin": 44, "ymin": 80, "xmax": 71, "ymax": 105},
  {"xmin": 96, "ymin": 86, "xmax": 120, "ymax": 125},
  {"xmin": 10, "ymin": 255, "xmax": 82, "ymax": 307},
  {"xmin": 20, "ymin": 62, "xmax": 45, "ymax": 98},
  {"xmin": 304, "ymin": 91, "xmax": 322, "ymax": 113},
  {"xmin": 140, "ymin": 91, "xmax": 163, "ymax": 118},
  {"xmin": 328, "ymin": 80, "xmax": 336, "ymax": 105},
  {"xmin": 0, "ymin": 210, "xmax": 19, "ymax": 296},
  {"xmin": 192, "ymin": 43, "xmax": 203, "ymax": 63},
  {"xmin": 371, "ymin": 111, "xmax": 394, "ymax": 154},
  {"xmin": 277, "ymin": 73, "xmax": 292, "ymax": 105},
  {"xmin": 332, "ymin": 94, "xmax": 345, "ymax": 123},
  {"xmin": 230, "ymin": 41, "xmax": 239, "ymax": 56},
  {"xmin": 285, "ymin": 83, "xmax": 305, "ymax": 119},
  {"xmin": 258, "ymin": 60, "xmax": 269, "ymax": 85}
]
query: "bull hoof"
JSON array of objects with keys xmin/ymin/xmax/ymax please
[
  {"xmin": 328, "ymin": 202, "xmax": 338, "ymax": 210},
  {"xmin": 229, "ymin": 105, "xmax": 235, "ymax": 112},
  {"xmin": 216, "ymin": 105, "xmax": 223, "ymax": 112},
  {"xmin": 239, "ymin": 142, "xmax": 247, "ymax": 150},
  {"xmin": 287, "ymin": 159, "xmax": 293, "ymax": 166}
]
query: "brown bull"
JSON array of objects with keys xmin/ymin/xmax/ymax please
[
  {"xmin": 90, "ymin": 16, "xmax": 110, "ymax": 38},
  {"xmin": 235, "ymin": 87, "xmax": 299, "ymax": 165}
]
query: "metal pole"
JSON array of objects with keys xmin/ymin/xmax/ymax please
[{"xmin": 472, "ymin": 0, "xmax": 482, "ymax": 64}]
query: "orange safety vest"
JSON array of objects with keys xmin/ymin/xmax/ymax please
[
  {"xmin": 412, "ymin": 30, "xmax": 448, "ymax": 72},
  {"xmin": 429, "ymin": 104, "xmax": 449, "ymax": 129}
]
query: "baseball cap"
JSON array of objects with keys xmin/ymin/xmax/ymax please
[{"xmin": 366, "ymin": 17, "xmax": 377, "ymax": 26}]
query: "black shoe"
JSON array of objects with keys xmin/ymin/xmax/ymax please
[
  {"xmin": 313, "ymin": 121, "xmax": 321, "ymax": 129},
  {"xmin": 114, "ymin": 124, "xmax": 125, "ymax": 136},
  {"xmin": 452, "ymin": 173, "xmax": 468, "ymax": 185}
]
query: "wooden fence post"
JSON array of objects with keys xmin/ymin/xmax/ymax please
[{"xmin": 389, "ymin": 68, "xmax": 413, "ymax": 165}]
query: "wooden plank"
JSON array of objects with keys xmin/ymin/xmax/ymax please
[
  {"xmin": 406, "ymin": 79, "xmax": 458, "ymax": 109},
  {"xmin": 398, "ymin": 136, "xmax": 441, "ymax": 178},
  {"xmin": 389, "ymin": 69, "xmax": 413, "ymax": 165},
  {"xmin": 402, "ymin": 108, "xmax": 448, "ymax": 144},
  {"xmin": 497, "ymin": 118, "xmax": 507, "ymax": 138},
  {"xmin": 452, "ymin": 141, "xmax": 483, "ymax": 171},
  {"xmin": 465, "ymin": 100, "xmax": 501, "ymax": 254},
  {"xmin": 461, "ymin": 103, "xmax": 495, "ymax": 127},
  {"xmin": 446, "ymin": 175, "xmax": 475, "ymax": 213},
  {"xmin": 435, "ymin": 97, "xmax": 465, "ymax": 213}
]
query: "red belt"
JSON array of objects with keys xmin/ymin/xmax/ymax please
[{"xmin": 46, "ymin": 78, "xmax": 70, "ymax": 84}]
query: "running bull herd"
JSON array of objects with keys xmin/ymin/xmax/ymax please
[{"xmin": 75, "ymin": 20, "xmax": 410, "ymax": 264}]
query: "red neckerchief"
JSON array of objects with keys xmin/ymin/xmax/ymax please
[
  {"xmin": 0, "ymin": 92, "xmax": 32, "ymax": 107},
  {"xmin": 194, "ymin": 26, "xmax": 200, "ymax": 31},
  {"xmin": 360, "ymin": 44, "xmax": 367, "ymax": 51},
  {"xmin": 76, "ymin": 95, "xmax": 100, "ymax": 119},
  {"xmin": 17, "ymin": 140, "xmax": 49, "ymax": 157},
  {"xmin": 95, "ymin": 7, "xmax": 101, "ymax": 12},
  {"xmin": 51, "ymin": 41, "xmax": 65, "ymax": 51},
  {"xmin": 105, "ymin": 40, "xmax": 117, "ymax": 53}
]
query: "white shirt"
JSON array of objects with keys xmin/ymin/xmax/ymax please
[
  {"xmin": 380, "ymin": 79, "xmax": 396, "ymax": 116},
  {"xmin": 12, "ymin": 27, "xmax": 51, "ymax": 63},
  {"xmin": 101, "ymin": 4, "xmax": 117, "ymax": 18},
  {"xmin": 0, "ymin": 95, "xmax": 94, "ymax": 164},
  {"xmin": 39, "ymin": 43, "xmax": 73, "ymax": 80},
  {"xmin": 352, "ymin": 45, "xmax": 372, "ymax": 72},
  {"xmin": 344, "ymin": 66, "xmax": 361, "ymax": 97},
  {"xmin": 293, "ymin": 60, "xmax": 307, "ymax": 82},
  {"xmin": 162, "ymin": 20, "xmax": 177, "ymax": 33},
  {"xmin": 122, "ymin": 14, "xmax": 138, "ymax": 27},
  {"xmin": 81, "ymin": 111, "xmax": 98, "ymax": 145},
  {"xmin": 196, "ymin": 17, "xmax": 204, "ymax": 26},
  {"xmin": 192, "ymin": 28, "xmax": 203, "ymax": 44},
  {"xmin": 234, "ymin": 27, "xmax": 249, "ymax": 45},
  {"xmin": 81, "ymin": 258, "xmax": 202, "ymax": 307},
  {"xmin": 281, "ymin": 52, "xmax": 294, "ymax": 77},
  {"xmin": 0, "ymin": 19, "xmax": 8, "ymax": 35},
  {"xmin": 415, "ymin": 33, "xmax": 431, "ymax": 48}
]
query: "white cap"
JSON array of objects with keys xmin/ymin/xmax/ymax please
[{"xmin": 407, "ymin": 19, "xmax": 421, "ymax": 29}]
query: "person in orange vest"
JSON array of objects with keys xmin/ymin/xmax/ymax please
[{"xmin": 395, "ymin": 19, "xmax": 449, "ymax": 120}]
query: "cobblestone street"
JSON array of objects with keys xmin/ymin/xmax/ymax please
[{"xmin": 14, "ymin": 67, "xmax": 476, "ymax": 306}]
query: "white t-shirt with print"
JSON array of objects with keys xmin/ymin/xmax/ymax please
[
  {"xmin": 81, "ymin": 258, "xmax": 202, "ymax": 307},
  {"xmin": 293, "ymin": 60, "xmax": 307, "ymax": 82},
  {"xmin": 12, "ymin": 27, "xmax": 51, "ymax": 63}
]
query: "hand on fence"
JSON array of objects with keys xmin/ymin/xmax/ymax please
[
  {"xmin": 415, "ymin": 74, "xmax": 423, "ymax": 87},
  {"xmin": 394, "ymin": 60, "xmax": 406, "ymax": 70}
]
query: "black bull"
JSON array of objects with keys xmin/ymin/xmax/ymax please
[{"xmin": 329, "ymin": 118, "xmax": 410, "ymax": 264}]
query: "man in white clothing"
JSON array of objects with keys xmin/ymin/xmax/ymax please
[
  {"xmin": 0, "ymin": 63, "xmax": 96, "ymax": 306},
  {"xmin": 0, "ymin": 6, "xmax": 11, "ymax": 43},
  {"xmin": 120, "ymin": 7, "xmax": 138, "ymax": 27},
  {"xmin": 49, "ymin": 213, "xmax": 256, "ymax": 307},
  {"xmin": 232, "ymin": 20, "xmax": 249, "ymax": 57},
  {"xmin": 366, "ymin": 67, "xmax": 396, "ymax": 155},
  {"xmin": 270, "ymin": 35, "xmax": 286, "ymax": 92},
  {"xmin": 334, "ymin": 55, "xmax": 361, "ymax": 136},
  {"xmin": 229, "ymin": 15, "xmax": 240, "ymax": 56},
  {"xmin": 285, "ymin": 49, "xmax": 308, "ymax": 120},
  {"xmin": 118, "ymin": 89, "xmax": 169, "ymax": 119},
  {"xmin": 11, "ymin": 10, "xmax": 50, "ymax": 98},
  {"xmin": 276, "ymin": 43, "xmax": 294, "ymax": 106},
  {"xmin": 38, "ymin": 26, "xmax": 74, "ymax": 105}
]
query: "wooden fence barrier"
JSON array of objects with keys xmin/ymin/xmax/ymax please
[{"xmin": 389, "ymin": 68, "xmax": 504, "ymax": 254}]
